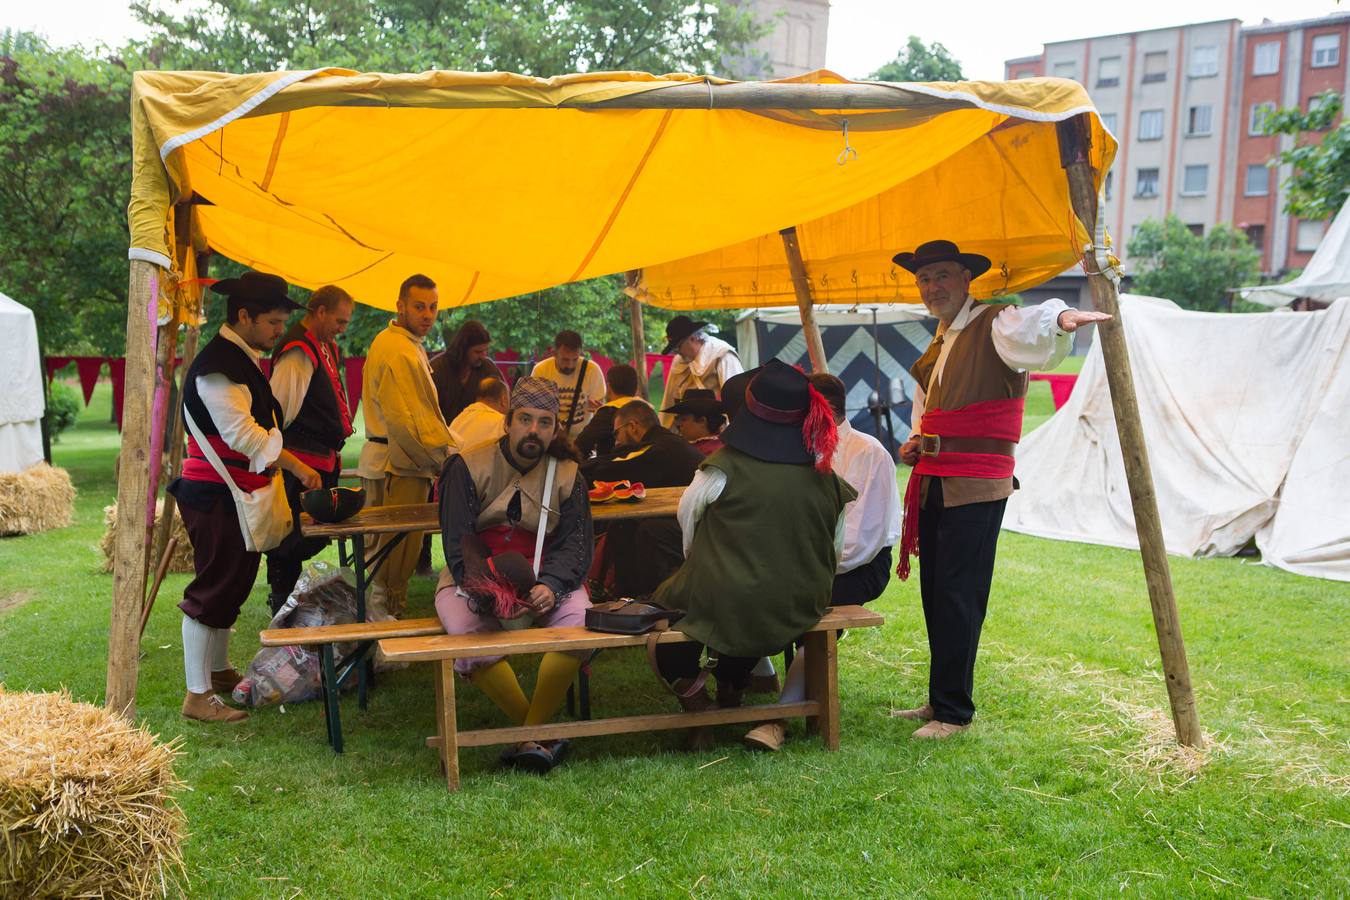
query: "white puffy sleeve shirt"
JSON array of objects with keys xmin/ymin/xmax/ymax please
[
  {"xmin": 677, "ymin": 466, "xmax": 847, "ymax": 561},
  {"xmin": 195, "ymin": 324, "xmax": 284, "ymax": 473}
]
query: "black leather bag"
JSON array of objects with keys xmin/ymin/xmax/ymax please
[{"xmin": 584, "ymin": 598, "xmax": 683, "ymax": 635}]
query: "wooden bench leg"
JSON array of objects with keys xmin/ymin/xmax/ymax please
[
  {"xmin": 435, "ymin": 659, "xmax": 460, "ymax": 791},
  {"xmin": 803, "ymin": 629, "xmax": 840, "ymax": 750}
]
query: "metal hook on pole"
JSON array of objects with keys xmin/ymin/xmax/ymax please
[{"xmin": 837, "ymin": 119, "xmax": 858, "ymax": 165}]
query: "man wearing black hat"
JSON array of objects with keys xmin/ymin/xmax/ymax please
[
  {"xmin": 889, "ymin": 239, "xmax": 1110, "ymax": 739},
  {"xmin": 650, "ymin": 359, "xmax": 855, "ymax": 752},
  {"xmin": 169, "ymin": 271, "xmax": 322, "ymax": 723},
  {"xmin": 264, "ymin": 284, "xmax": 356, "ymax": 612},
  {"xmin": 663, "ymin": 389, "xmax": 727, "ymax": 456},
  {"xmin": 658, "ymin": 315, "xmax": 743, "ymax": 429}
]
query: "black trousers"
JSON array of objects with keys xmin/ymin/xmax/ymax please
[
  {"xmin": 610, "ymin": 517, "xmax": 684, "ymax": 598},
  {"xmin": 654, "ymin": 641, "xmax": 758, "ymax": 690},
  {"xmin": 831, "ymin": 545, "xmax": 893, "ymax": 606},
  {"xmin": 264, "ymin": 464, "xmax": 340, "ymax": 603},
  {"xmin": 918, "ymin": 478, "xmax": 1006, "ymax": 726}
]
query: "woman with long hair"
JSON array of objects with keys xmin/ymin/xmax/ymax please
[{"xmin": 430, "ymin": 319, "xmax": 501, "ymax": 424}]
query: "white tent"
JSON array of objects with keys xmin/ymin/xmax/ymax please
[
  {"xmin": 1238, "ymin": 196, "xmax": 1350, "ymax": 308},
  {"xmin": 0, "ymin": 293, "xmax": 44, "ymax": 474},
  {"xmin": 1005, "ymin": 294, "xmax": 1350, "ymax": 581}
]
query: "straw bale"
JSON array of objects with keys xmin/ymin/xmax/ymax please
[
  {"xmin": 100, "ymin": 501, "xmax": 194, "ymax": 574},
  {"xmin": 0, "ymin": 687, "xmax": 185, "ymax": 898},
  {"xmin": 0, "ymin": 463, "xmax": 75, "ymax": 536}
]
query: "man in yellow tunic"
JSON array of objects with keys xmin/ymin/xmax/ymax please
[{"xmin": 357, "ymin": 274, "xmax": 455, "ymax": 617}]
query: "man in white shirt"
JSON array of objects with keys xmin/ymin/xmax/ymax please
[
  {"xmin": 808, "ymin": 373, "xmax": 902, "ymax": 605},
  {"xmin": 265, "ymin": 285, "xmax": 355, "ymax": 611},
  {"xmin": 530, "ymin": 330, "xmax": 605, "ymax": 440},
  {"xmin": 658, "ymin": 316, "xmax": 744, "ymax": 429},
  {"xmin": 168, "ymin": 272, "xmax": 321, "ymax": 723},
  {"xmin": 890, "ymin": 240, "xmax": 1110, "ymax": 740},
  {"xmin": 448, "ymin": 377, "xmax": 509, "ymax": 451}
]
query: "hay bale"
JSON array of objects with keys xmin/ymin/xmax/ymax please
[
  {"xmin": 100, "ymin": 501, "xmax": 194, "ymax": 574},
  {"xmin": 0, "ymin": 463, "xmax": 75, "ymax": 536},
  {"xmin": 0, "ymin": 687, "xmax": 185, "ymax": 898}
]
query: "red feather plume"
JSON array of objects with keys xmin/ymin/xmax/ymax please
[{"xmin": 804, "ymin": 384, "xmax": 839, "ymax": 473}]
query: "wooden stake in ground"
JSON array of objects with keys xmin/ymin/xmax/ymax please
[
  {"xmin": 779, "ymin": 227, "xmax": 828, "ymax": 374},
  {"xmin": 107, "ymin": 258, "xmax": 159, "ymax": 717},
  {"xmin": 626, "ymin": 269, "xmax": 648, "ymax": 397},
  {"xmin": 151, "ymin": 324, "xmax": 199, "ymax": 571},
  {"xmin": 1056, "ymin": 114, "xmax": 1203, "ymax": 748},
  {"xmin": 140, "ymin": 537, "xmax": 178, "ymax": 639}
]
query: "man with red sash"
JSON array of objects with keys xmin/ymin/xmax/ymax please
[
  {"xmin": 265, "ymin": 285, "xmax": 356, "ymax": 611},
  {"xmin": 169, "ymin": 272, "xmax": 321, "ymax": 723},
  {"xmin": 891, "ymin": 240, "xmax": 1110, "ymax": 739}
]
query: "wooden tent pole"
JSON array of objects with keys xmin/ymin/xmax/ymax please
[
  {"xmin": 780, "ymin": 227, "xmax": 828, "ymax": 373},
  {"xmin": 1057, "ymin": 115, "xmax": 1202, "ymax": 748},
  {"xmin": 143, "ymin": 321, "xmax": 179, "ymax": 586},
  {"xmin": 626, "ymin": 269, "xmax": 648, "ymax": 397},
  {"xmin": 150, "ymin": 323, "xmax": 199, "ymax": 576},
  {"xmin": 107, "ymin": 258, "xmax": 159, "ymax": 717}
]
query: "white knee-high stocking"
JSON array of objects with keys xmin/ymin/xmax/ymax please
[{"xmin": 181, "ymin": 615, "xmax": 213, "ymax": 694}]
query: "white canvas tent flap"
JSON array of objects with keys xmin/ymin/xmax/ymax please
[
  {"xmin": 1004, "ymin": 295, "xmax": 1350, "ymax": 581},
  {"xmin": 1238, "ymin": 196, "xmax": 1350, "ymax": 308},
  {"xmin": 0, "ymin": 293, "xmax": 45, "ymax": 473}
]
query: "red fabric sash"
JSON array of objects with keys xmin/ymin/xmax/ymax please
[
  {"xmin": 182, "ymin": 435, "xmax": 271, "ymax": 492},
  {"xmin": 478, "ymin": 525, "xmax": 549, "ymax": 560},
  {"xmin": 284, "ymin": 331, "xmax": 354, "ymax": 436},
  {"xmin": 896, "ymin": 397, "xmax": 1024, "ymax": 581}
]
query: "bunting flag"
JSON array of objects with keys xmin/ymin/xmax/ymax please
[
  {"xmin": 109, "ymin": 357, "xmax": 126, "ymax": 429},
  {"xmin": 44, "ymin": 356, "xmax": 73, "ymax": 380},
  {"xmin": 343, "ymin": 357, "xmax": 364, "ymax": 415},
  {"xmin": 75, "ymin": 357, "xmax": 104, "ymax": 405}
]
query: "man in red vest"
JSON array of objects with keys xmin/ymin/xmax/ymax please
[
  {"xmin": 891, "ymin": 240, "xmax": 1110, "ymax": 739},
  {"xmin": 265, "ymin": 285, "xmax": 356, "ymax": 611},
  {"xmin": 169, "ymin": 272, "xmax": 321, "ymax": 723}
]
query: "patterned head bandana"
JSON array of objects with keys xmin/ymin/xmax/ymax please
[{"xmin": 510, "ymin": 376, "xmax": 560, "ymax": 415}]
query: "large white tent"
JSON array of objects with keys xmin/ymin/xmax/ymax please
[
  {"xmin": 1005, "ymin": 294, "xmax": 1350, "ymax": 581},
  {"xmin": 0, "ymin": 293, "xmax": 45, "ymax": 474},
  {"xmin": 1238, "ymin": 196, "xmax": 1350, "ymax": 308}
]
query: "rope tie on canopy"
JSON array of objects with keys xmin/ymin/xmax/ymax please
[{"xmin": 1087, "ymin": 186, "xmax": 1124, "ymax": 287}]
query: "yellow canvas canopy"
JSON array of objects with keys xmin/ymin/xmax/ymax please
[{"xmin": 128, "ymin": 68, "xmax": 1114, "ymax": 311}]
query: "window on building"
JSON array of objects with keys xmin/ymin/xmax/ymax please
[
  {"xmin": 1244, "ymin": 224, "xmax": 1266, "ymax": 256},
  {"xmin": 1249, "ymin": 102, "xmax": 1276, "ymax": 135},
  {"xmin": 1182, "ymin": 165, "xmax": 1209, "ymax": 195},
  {"xmin": 1138, "ymin": 109, "xmax": 1164, "ymax": 141},
  {"xmin": 1296, "ymin": 220, "xmax": 1326, "ymax": 252},
  {"xmin": 1053, "ymin": 60, "xmax": 1077, "ymax": 80},
  {"xmin": 1245, "ymin": 164, "xmax": 1271, "ymax": 196},
  {"xmin": 1016, "ymin": 70, "xmax": 1038, "ymax": 79},
  {"xmin": 1097, "ymin": 56, "xmax": 1121, "ymax": 87},
  {"xmin": 1311, "ymin": 33, "xmax": 1341, "ymax": 68},
  {"xmin": 1142, "ymin": 51, "xmax": 1169, "ymax": 83},
  {"xmin": 1253, "ymin": 41, "xmax": 1280, "ymax": 76},
  {"xmin": 1101, "ymin": 112, "xmax": 1118, "ymax": 133},
  {"xmin": 1104, "ymin": 170, "xmax": 1114, "ymax": 201},
  {"xmin": 1186, "ymin": 105, "xmax": 1213, "ymax": 136},
  {"xmin": 1189, "ymin": 45, "xmax": 1219, "ymax": 77},
  {"xmin": 1308, "ymin": 93, "xmax": 1335, "ymax": 129},
  {"xmin": 1136, "ymin": 168, "xmax": 1160, "ymax": 198},
  {"xmin": 1187, "ymin": 223, "xmax": 1205, "ymax": 236}
]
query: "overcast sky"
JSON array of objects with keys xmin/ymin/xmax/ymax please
[{"xmin": 6, "ymin": 0, "xmax": 1347, "ymax": 80}]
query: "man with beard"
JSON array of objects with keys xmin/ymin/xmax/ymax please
[
  {"xmin": 169, "ymin": 272, "xmax": 321, "ymax": 723},
  {"xmin": 358, "ymin": 274, "xmax": 455, "ymax": 617},
  {"xmin": 265, "ymin": 284, "xmax": 356, "ymax": 611},
  {"xmin": 658, "ymin": 316, "xmax": 743, "ymax": 429},
  {"xmin": 531, "ymin": 330, "xmax": 605, "ymax": 441},
  {"xmin": 434, "ymin": 377, "xmax": 593, "ymax": 773},
  {"xmin": 891, "ymin": 240, "xmax": 1110, "ymax": 739}
]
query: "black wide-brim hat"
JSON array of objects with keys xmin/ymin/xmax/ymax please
[
  {"xmin": 719, "ymin": 359, "xmax": 813, "ymax": 465},
  {"xmin": 662, "ymin": 314, "xmax": 709, "ymax": 355},
  {"xmin": 719, "ymin": 366, "xmax": 760, "ymax": 422},
  {"xmin": 662, "ymin": 388, "xmax": 726, "ymax": 419},
  {"xmin": 892, "ymin": 239, "xmax": 992, "ymax": 279},
  {"xmin": 209, "ymin": 270, "xmax": 302, "ymax": 310}
]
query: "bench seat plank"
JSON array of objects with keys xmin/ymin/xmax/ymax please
[
  {"xmin": 260, "ymin": 616, "xmax": 443, "ymax": 647},
  {"xmin": 378, "ymin": 606, "xmax": 883, "ymax": 662}
]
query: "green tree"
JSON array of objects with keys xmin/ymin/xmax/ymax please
[
  {"xmin": 1126, "ymin": 215, "xmax": 1261, "ymax": 312},
  {"xmin": 1262, "ymin": 89, "xmax": 1350, "ymax": 220},
  {"xmin": 868, "ymin": 35, "xmax": 964, "ymax": 83}
]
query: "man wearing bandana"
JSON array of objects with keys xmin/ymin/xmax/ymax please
[{"xmin": 433, "ymin": 377, "xmax": 594, "ymax": 773}]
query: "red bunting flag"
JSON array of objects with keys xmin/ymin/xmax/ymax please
[
  {"xmin": 75, "ymin": 357, "xmax": 104, "ymax": 406},
  {"xmin": 109, "ymin": 358, "xmax": 126, "ymax": 430},
  {"xmin": 343, "ymin": 357, "xmax": 364, "ymax": 414}
]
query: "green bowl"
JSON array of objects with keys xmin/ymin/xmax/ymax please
[{"xmin": 301, "ymin": 486, "xmax": 366, "ymax": 523}]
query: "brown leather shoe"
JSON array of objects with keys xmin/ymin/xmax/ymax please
[
  {"xmin": 210, "ymin": 668, "xmax": 243, "ymax": 695},
  {"xmin": 891, "ymin": 702, "xmax": 934, "ymax": 722},
  {"xmin": 911, "ymin": 719, "xmax": 968, "ymax": 740},
  {"xmin": 672, "ymin": 678, "xmax": 714, "ymax": 751},
  {"xmin": 182, "ymin": 690, "xmax": 248, "ymax": 723},
  {"xmin": 743, "ymin": 719, "xmax": 787, "ymax": 752},
  {"xmin": 748, "ymin": 673, "xmax": 781, "ymax": 694},
  {"xmin": 717, "ymin": 684, "xmax": 744, "ymax": 709}
]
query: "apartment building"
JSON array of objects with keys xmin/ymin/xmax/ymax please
[
  {"xmin": 1006, "ymin": 11, "xmax": 1350, "ymax": 278},
  {"xmin": 740, "ymin": 0, "xmax": 830, "ymax": 78}
]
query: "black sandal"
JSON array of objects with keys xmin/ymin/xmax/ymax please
[{"xmin": 508, "ymin": 741, "xmax": 555, "ymax": 774}]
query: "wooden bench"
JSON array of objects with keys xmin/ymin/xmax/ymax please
[{"xmin": 378, "ymin": 605, "xmax": 885, "ymax": 791}]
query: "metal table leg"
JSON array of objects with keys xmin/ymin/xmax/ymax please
[{"xmin": 320, "ymin": 643, "xmax": 343, "ymax": 753}]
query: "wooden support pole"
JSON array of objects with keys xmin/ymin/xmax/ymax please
[
  {"xmin": 779, "ymin": 227, "xmax": 828, "ymax": 373},
  {"xmin": 626, "ymin": 269, "xmax": 648, "ymax": 398},
  {"xmin": 143, "ymin": 321, "xmax": 179, "ymax": 586},
  {"xmin": 151, "ymin": 324, "xmax": 198, "ymax": 574},
  {"xmin": 107, "ymin": 258, "xmax": 160, "ymax": 717},
  {"xmin": 1057, "ymin": 115, "xmax": 1202, "ymax": 748}
]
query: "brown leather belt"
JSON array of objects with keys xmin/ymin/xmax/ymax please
[{"xmin": 919, "ymin": 434, "xmax": 1016, "ymax": 457}]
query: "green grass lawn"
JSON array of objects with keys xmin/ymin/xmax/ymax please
[{"xmin": 1, "ymin": 383, "xmax": 1346, "ymax": 897}]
